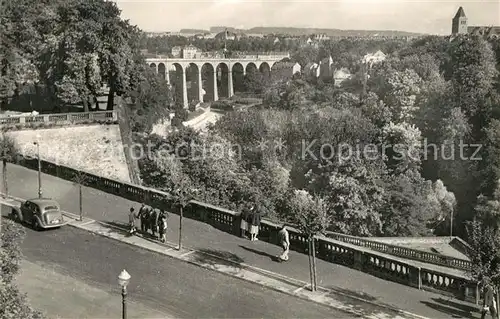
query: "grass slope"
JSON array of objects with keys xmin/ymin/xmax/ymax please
[{"xmin": 7, "ymin": 125, "xmax": 131, "ymax": 182}]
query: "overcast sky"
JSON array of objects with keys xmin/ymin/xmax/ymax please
[{"xmin": 115, "ymin": 0, "xmax": 500, "ymax": 35}]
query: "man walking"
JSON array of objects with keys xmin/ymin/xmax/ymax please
[
  {"xmin": 277, "ymin": 225, "xmax": 290, "ymax": 262},
  {"xmin": 249, "ymin": 205, "xmax": 261, "ymax": 241},
  {"xmin": 481, "ymin": 280, "xmax": 497, "ymax": 319}
]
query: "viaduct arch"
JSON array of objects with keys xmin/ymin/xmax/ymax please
[{"xmin": 146, "ymin": 57, "xmax": 284, "ymax": 108}]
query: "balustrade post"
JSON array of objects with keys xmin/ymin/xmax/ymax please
[{"xmin": 353, "ymin": 251, "xmax": 364, "ymax": 271}]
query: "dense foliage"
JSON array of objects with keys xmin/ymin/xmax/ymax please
[
  {"xmin": 1, "ymin": 0, "xmax": 170, "ymax": 126},
  {"xmin": 139, "ymin": 34, "xmax": 500, "ymax": 242},
  {"xmin": 0, "ymin": 220, "xmax": 45, "ymax": 318}
]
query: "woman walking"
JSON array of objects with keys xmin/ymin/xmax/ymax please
[
  {"xmin": 128, "ymin": 207, "xmax": 137, "ymax": 235},
  {"xmin": 158, "ymin": 210, "xmax": 168, "ymax": 243}
]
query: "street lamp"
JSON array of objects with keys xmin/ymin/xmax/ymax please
[
  {"xmin": 33, "ymin": 133, "xmax": 42, "ymax": 198},
  {"xmin": 118, "ymin": 269, "xmax": 131, "ymax": 319}
]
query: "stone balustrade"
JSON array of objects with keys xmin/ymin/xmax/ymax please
[
  {"xmin": 326, "ymin": 232, "xmax": 471, "ymax": 271},
  {"xmin": 0, "ymin": 111, "xmax": 117, "ymax": 126},
  {"xmin": 13, "ymin": 156, "xmax": 479, "ymax": 303}
]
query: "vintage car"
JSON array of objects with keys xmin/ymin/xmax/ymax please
[{"xmin": 11, "ymin": 198, "xmax": 66, "ymax": 230}]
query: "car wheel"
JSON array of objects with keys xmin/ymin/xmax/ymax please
[{"xmin": 32, "ymin": 218, "xmax": 40, "ymax": 230}]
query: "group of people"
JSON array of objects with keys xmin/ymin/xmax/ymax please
[
  {"xmin": 239, "ymin": 204, "xmax": 261, "ymax": 241},
  {"xmin": 239, "ymin": 204, "xmax": 290, "ymax": 262},
  {"xmin": 128, "ymin": 204, "xmax": 168, "ymax": 243}
]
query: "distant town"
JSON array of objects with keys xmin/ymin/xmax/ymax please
[{"xmin": 144, "ymin": 26, "xmax": 423, "ymax": 41}]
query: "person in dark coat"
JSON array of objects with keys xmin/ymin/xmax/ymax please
[
  {"xmin": 240, "ymin": 205, "xmax": 252, "ymax": 238},
  {"xmin": 249, "ymin": 206, "xmax": 261, "ymax": 241},
  {"xmin": 138, "ymin": 204, "xmax": 149, "ymax": 233},
  {"xmin": 150, "ymin": 208, "xmax": 158, "ymax": 238}
]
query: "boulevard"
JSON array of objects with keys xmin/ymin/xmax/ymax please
[
  {"xmin": 0, "ymin": 163, "xmax": 481, "ymax": 318},
  {"xmin": 4, "ymin": 208, "xmax": 356, "ymax": 318}
]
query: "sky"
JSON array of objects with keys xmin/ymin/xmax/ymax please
[{"xmin": 115, "ymin": 0, "xmax": 500, "ymax": 35}]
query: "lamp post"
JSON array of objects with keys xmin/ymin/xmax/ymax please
[
  {"xmin": 33, "ymin": 133, "xmax": 42, "ymax": 198},
  {"xmin": 118, "ymin": 269, "xmax": 130, "ymax": 319}
]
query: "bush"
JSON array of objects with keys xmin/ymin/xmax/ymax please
[
  {"xmin": 211, "ymin": 100, "xmax": 234, "ymax": 111},
  {"xmin": 188, "ymin": 100, "xmax": 199, "ymax": 112}
]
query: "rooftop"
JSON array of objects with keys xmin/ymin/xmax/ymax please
[{"xmin": 454, "ymin": 7, "xmax": 466, "ymax": 19}]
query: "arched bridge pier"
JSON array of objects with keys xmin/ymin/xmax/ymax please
[{"xmin": 146, "ymin": 57, "xmax": 285, "ymax": 108}]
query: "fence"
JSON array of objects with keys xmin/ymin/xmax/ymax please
[
  {"xmin": 13, "ymin": 156, "xmax": 479, "ymax": 303},
  {"xmin": 0, "ymin": 111, "xmax": 118, "ymax": 126}
]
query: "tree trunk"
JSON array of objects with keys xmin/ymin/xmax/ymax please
[
  {"xmin": 308, "ymin": 237, "xmax": 314, "ymax": 292},
  {"xmin": 312, "ymin": 236, "xmax": 318, "ymax": 291},
  {"xmin": 82, "ymin": 97, "xmax": 89, "ymax": 112},
  {"xmin": 79, "ymin": 184, "xmax": 83, "ymax": 221},
  {"xmin": 2, "ymin": 160, "xmax": 7, "ymax": 196},
  {"xmin": 107, "ymin": 87, "xmax": 115, "ymax": 110},
  {"xmin": 178, "ymin": 206, "xmax": 183, "ymax": 250}
]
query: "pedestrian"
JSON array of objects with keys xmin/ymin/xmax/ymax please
[
  {"xmin": 128, "ymin": 207, "xmax": 137, "ymax": 235},
  {"xmin": 158, "ymin": 210, "xmax": 168, "ymax": 243},
  {"xmin": 249, "ymin": 205, "xmax": 261, "ymax": 241},
  {"xmin": 150, "ymin": 208, "xmax": 158, "ymax": 238},
  {"xmin": 277, "ymin": 225, "xmax": 290, "ymax": 262},
  {"xmin": 481, "ymin": 280, "xmax": 497, "ymax": 319},
  {"xmin": 240, "ymin": 205, "xmax": 251, "ymax": 238},
  {"xmin": 138, "ymin": 204, "xmax": 148, "ymax": 233}
]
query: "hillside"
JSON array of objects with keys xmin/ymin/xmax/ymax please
[
  {"xmin": 246, "ymin": 26, "xmax": 422, "ymax": 37},
  {"xmin": 7, "ymin": 125, "xmax": 131, "ymax": 182}
]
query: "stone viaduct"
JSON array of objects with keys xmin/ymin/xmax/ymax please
[{"xmin": 146, "ymin": 54, "xmax": 289, "ymax": 108}]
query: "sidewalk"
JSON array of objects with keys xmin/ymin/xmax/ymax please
[
  {"xmin": 3, "ymin": 164, "xmax": 481, "ymax": 319},
  {"xmin": 16, "ymin": 259, "xmax": 170, "ymax": 319}
]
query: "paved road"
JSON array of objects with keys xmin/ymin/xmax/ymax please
[
  {"xmin": 5, "ymin": 210, "xmax": 356, "ymax": 318},
  {"xmin": 1, "ymin": 164, "xmax": 480, "ymax": 319}
]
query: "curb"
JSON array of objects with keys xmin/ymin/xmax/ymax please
[{"xmin": 1, "ymin": 194, "xmax": 430, "ymax": 319}]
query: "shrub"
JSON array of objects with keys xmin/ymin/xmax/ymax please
[{"xmin": 211, "ymin": 100, "xmax": 234, "ymax": 111}]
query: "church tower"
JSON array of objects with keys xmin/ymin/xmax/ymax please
[{"xmin": 452, "ymin": 7, "xmax": 468, "ymax": 35}]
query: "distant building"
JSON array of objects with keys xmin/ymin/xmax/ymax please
[
  {"xmin": 334, "ymin": 68, "xmax": 352, "ymax": 87},
  {"xmin": 313, "ymin": 34, "xmax": 330, "ymax": 41},
  {"xmin": 362, "ymin": 50, "xmax": 386, "ymax": 67},
  {"xmin": 271, "ymin": 62, "xmax": 301, "ymax": 82},
  {"xmin": 171, "ymin": 46, "xmax": 182, "ymax": 58},
  {"xmin": 182, "ymin": 45, "xmax": 202, "ymax": 59},
  {"xmin": 170, "ymin": 45, "xmax": 203, "ymax": 59},
  {"xmin": 304, "ymin": 62, "xmax": 320, "ymax": 79},
  {"xmin": 214, "ymin": 30, "xmax": 245, "ymax": 41},
  {"xmin": 452, "ymin": 7, "xmax": 500, "ymax": 39}
]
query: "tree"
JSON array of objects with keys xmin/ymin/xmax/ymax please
[
  {"xmin": 0, "ymin": 134, "xmax": 19, "ymax": 196},
  {"xmin": 243, "ymin": 69, "xmax": 270, "ymax": 95},
  {"xmin": 150, "ymin": 150, "xmax": 196, "ymax": 250},
  {"xmin": 72, "ymin": 171, "xmax": 89, "ymax": 221},
  {"xmin": 466, "ymin": 219, "xmax": 500, "ymax": 287},
  {"xmin": 1, "ymin": 220, "xmax": 45, "ymax": 319},
  {"xmin": 287, "ymin": 190, "xmax": 330, "ymax": 291},
  {"xmin": 126, "ymin": 66, "xmax": 172, "ymax": 133}
]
